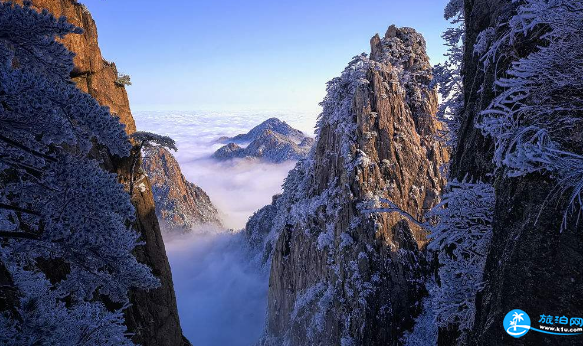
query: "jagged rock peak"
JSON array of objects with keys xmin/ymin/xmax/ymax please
[
  {"xmin": 143, "ymin": 147, "xmax": 222, "ymax": 232},
  {"xmin": 220, "ymin": 117, "xmax": 307, "ymax": 144},
  {"xmin": 214, "ymin": 119, "xmax": 314, "ymax": 163},
  {"xmin": 250, "ymin": 25, "xmax": 447, "ymax": 345},
  {"xmin": 370, "ymin": 25, "xmax": 431, "ymax": 73}
]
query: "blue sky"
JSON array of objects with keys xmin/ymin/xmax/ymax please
[{"xmin": 82, "ymin": 0, "xmax": 451, "ymax": 112}]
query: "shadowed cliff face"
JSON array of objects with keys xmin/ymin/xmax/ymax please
[
  {"xmin": 9, "ymin": 1, "xmax": 189, "ymax": 345},
  {"xmin": 249, "ymin": 25, "xmax": 447, "ymax": 346},
  {"xmin": 454, "ymin": 1, "xmax": 583, "ymax": 345},
  {"xmin": 143, "ymin": 147, "xmax": 222, "ymax": 232}
]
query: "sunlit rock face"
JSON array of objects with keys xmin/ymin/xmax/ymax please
[
  {"xmin": 9, "ymin": 0, "xmax": 137, "ymax": 135},
  {"xmin": 143, "ymin": 147, "xmax": 222, "ymax": 232},
  {"xmin": 248, "ymin": 25, "xmax": 447, "ymax": 346},
  {"xmin": 3, "ymin": 1, "xmax": 190, "ymax": 345}
]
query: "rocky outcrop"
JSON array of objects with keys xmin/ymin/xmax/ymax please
[
  {"xmin": 13, "ymin": 0, "xmax": 137, "ymax": 135},
  {"xmin": 10, "ymin": 1, "xmax": 189, "ymax": 345},
  {"xmin": 213, "ymin": 129, "xmax": 314, "ymax": 163},
  {"xmin": 248, "ymin": 25, "xmax": 447, "ymax": 345},
  {"xmin": 143, "ymin": 147, "xmax": 222, "ymax": 232},
  {"xmin": 219, "ymin": 117, "xmax": 307, "ymax": 144},
  {"xmin": 451, "ymin": 1, "xmax": 583, "ymax": 345}
]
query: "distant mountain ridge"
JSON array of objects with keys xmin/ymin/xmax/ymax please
[
  {"xmin": 213, "ymin": 118, "xmax": 314, "ymax": 163},
  {"xmin": 218, "ymin": 118, "xmax": 307, "ymax": 144}
]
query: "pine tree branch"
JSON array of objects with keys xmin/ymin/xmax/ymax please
[
  {"xmin": 0, "ymin": 203, "xmax": 41, "ymax": 216},
  {"xmin": 0, "ymin": 231, "xmax": 40, "ymax": 240},
  {"xmin": 0, "ymin": 134, "xmax": 56, "ymax": 162}
]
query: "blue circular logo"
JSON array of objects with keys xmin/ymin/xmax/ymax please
[{"xmin": 503, "ymin": 309, "xmax": 531, "ymax": 338}]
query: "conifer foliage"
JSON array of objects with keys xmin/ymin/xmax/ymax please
[
  {"xmin": 0, "ymin": 2, "xmax": 158, "ymax": 344},
  {"xmin": 426, "ymin": 180, "xmax": 494, "ymax": 333},
  {"xmin": 478, "ymin": 0, "xmax": 583, "ymax": 229},
  {"xmin": 431, "ymin": 0, "xmax": 464, "ymax": 144},
  {"xmin": 406, "ymin": 1, "xmax": 583, "ymax": 344}
]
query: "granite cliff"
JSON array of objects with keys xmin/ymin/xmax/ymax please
[
  {"xmin": 448, "ymin": 1, "xmax": 583, "ymax": 345},
  {"xmin": 4, "ymin": 1, "xmax": 189, "ymax": 344},
  {"xmin": 248, "ymin": 25, "xmax": 447, "ymax": 345},
  {"xmin": 143, "ymin": 147, "xmax": 222, "ymax": 232}
]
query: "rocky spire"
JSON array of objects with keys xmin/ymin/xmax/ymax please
[{"xmin": 249, "ymin": 26, "xmax": 447, "ymax": 345}]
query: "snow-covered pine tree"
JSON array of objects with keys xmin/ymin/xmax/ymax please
[
  {"xmin": 431, "ymin": 0, "xmax": 464, "ymax": 145},
  {"xmin": 478, "ymin": 0, "xmax": 583, "ymax": 230},
  {"xmin": 0, "ymin": 2, "xmax": 158, "ymax": 344},
  {"xmin": 426, "ymin": 181, "xmax": 494, "ymax": 334},
  {"xmin": 396, "ymin": 180, "xmax": 494, "ymax": 346}
]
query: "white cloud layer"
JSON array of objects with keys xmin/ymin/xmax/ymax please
[
  {"xmin": 135, "ymin": 111, "xmax": 316, "ymax": 345},
  {"xmin": 165, "ymin": 228, "xmax": 268, "ymax": 346},
  {"xmin": 135, "ymin": 110, "xmax": 316, "ymax": 229}
]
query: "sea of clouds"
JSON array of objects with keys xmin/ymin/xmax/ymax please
[
  {"xmin": 134, "ymin": 110, "xmax": 316, "ymax": 229},
  {"xmin": 134, "ymin": 110, "xmax": 317, "ymax": 346}
]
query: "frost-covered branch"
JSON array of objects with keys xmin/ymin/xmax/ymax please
[
  {"xmin": 478, "ymin": 0, "xmax": 583, "ymax": 230},
  {"xmin": 0, "ymin": 3, "xmax": 158, "ymax": 343},
  {"xmin": 130, "ymin": 131, "xmax": 177, "ymax": 152},
  {"xmin": 363, "ymin": 198, "xmax": 424, "ymax": 227},
  {"xmin": 372, "ymin": 180, "xmax": 494, "ymax": 345},
  {"xmin": 426, "ymin": 181, "xmax": 494, "ymax": 334}
]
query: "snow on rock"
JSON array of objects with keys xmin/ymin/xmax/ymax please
[
  {"xmin": 142, "ymin": 147, "xmax": 222, "ymax": 232},
  {"xmin": 218, "ymin": 117, "xmax": 307, "ymax": 144},
  {"xmin": 249, "ymin": 25, "xmax": 448, "ymax": 345},
  {"xmin": 213, "ymin": 119, "xmax": 315, "ymax": 163}
]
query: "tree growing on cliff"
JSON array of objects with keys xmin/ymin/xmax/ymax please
[
  {"xmin": 376, "ymin": 181, "xmax": 494, "ymax": 345},
  {"xmin": 478, "ymin": 0, "xmax": 583, "ymax": 230},
  {"xmin": 0, "ymin": 2, "xmax": 158, "ymax": 344},
  {"xmin": 427, "ymin": 180, "xmax": 494, "ymax": 334},
  {"xmin": 431, "ymin": 0, "xmax": 464, "ymax": 145},
  {"xmin": 115, "ymin": 72, "xmax": 132, "ymax": 86},
  {"xmin": 128, "ymin": 131, "xmax": 177, "ymax": 194}
]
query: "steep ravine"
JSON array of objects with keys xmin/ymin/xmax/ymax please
[
  {"xmin": 247, "ymin": 25, "xmax": 447, "ymax": 345},
  {"xmin": 10, "ymin": 1, "xmax": 190, "ymax": 344}
]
